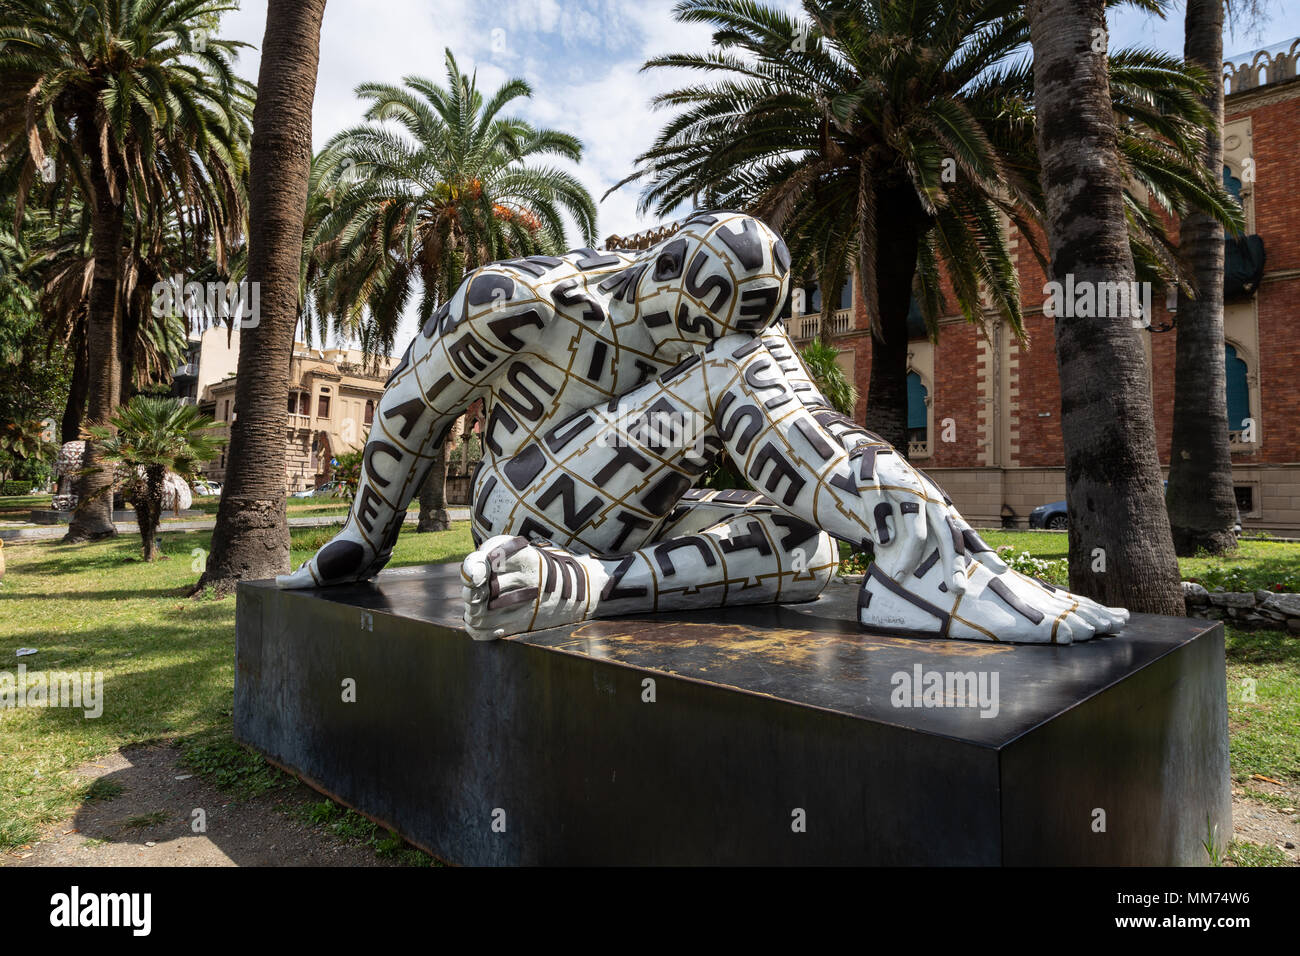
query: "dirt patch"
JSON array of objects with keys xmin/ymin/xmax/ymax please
[
  {"xmin": 1231, "ymin": 778, "xmax": 1300, "ymax": 865},
  {"xmin": 0, "ymin": 743, "xmax": 418, "ymax": 867}
]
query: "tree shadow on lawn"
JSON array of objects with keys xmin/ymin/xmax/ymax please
[
  {"xmin": 0, "ymin": 586, "xmax": 193, "ymax": 602},
  {"xmin": 1225, "ymin": 627, "xmax": 1300, "ymax": 667}
]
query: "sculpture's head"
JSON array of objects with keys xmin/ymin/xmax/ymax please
[{"xmin": 630, "ymin": 211, "xmax": 791, "ymax": 360}]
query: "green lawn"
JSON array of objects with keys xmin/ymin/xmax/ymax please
[
  {"xmin": 0, "ymin": 494, "xmax": 52, "ymax": 520},
  {"xmin": 0, "ymin": 522, "xmax": 474, "ymax": 850},
  {"xmin": 186, "ymin": 495, "xmax": 353, "ymax": 518},
  {"xmin": 0, "ymin": 524, "xmax": 1295, "ymax": 865}
]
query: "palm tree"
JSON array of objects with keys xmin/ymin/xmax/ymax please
[
  {"xmin": 22, "ymin": 203, "xmax": 202, "ymax": 433},
  {"xmin": 0, "ymin": 418, "xmax": 54, "ymax": 484},
  {"xmin": 199, "ymin": 0, "xmax": 327, "ymax": 595},
  {"xmin": 310, "ymin": 51, "xmax": 598, "ymax": 530},
  {"xmin": 618, "ymin": 0, "xmax": 1238, "ymax": 453},
  {"xmin": 1024, "ymin": 0, "xmax": 1183, "ymax": 615},
  {"xmin": 86, "ymin": 396, "xmax": 223, "ymax": 560},
  {"xmin": 0, "ymin": 0, "xmax": 251, "ymax": 541},
  {"xmin": 1165, "ymin": 0, "xmax": 1237, "ymax": 556}
]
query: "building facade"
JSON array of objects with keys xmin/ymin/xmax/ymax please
[
  {"xmin": 199, "ymin": 343, "xmax": 397, "ymax": 493},
  {"xmin": 769, "ymin": 38, "xmax": 1300, "ymax": 533}
]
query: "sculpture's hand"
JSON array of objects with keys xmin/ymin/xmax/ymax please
[
  {"xmin": 865, "ymin": 447, "xmax": 928, "ymax": 582},
  {"xmin": 872, "ymin": 450, "xmax": 968, "ymax": 594}
]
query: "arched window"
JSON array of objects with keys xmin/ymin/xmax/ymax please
[
  {"xmin": 907, "ymin": 371, "xmax": 929, "ymax": 444},
  {"xmin": 1225, "ymin": 344, "xmax": 1250, "ymax": 432},
  {"xmin": 1223, "ymin": 164, "xmax": 1243, "ymax": 204}
]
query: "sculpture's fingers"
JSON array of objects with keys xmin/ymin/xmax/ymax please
[
  {"xmin": 928, "ymin": 499, "xmax": 967, "ymax": 594},
  {"xmin": 971, "ymin": 547, "xmax": 1010, "ymax": 575},
  {"xmin": 886, "ymin": 496, "xmax": 927, "ymax": 583}
]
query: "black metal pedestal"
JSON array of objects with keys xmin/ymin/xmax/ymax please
[{"xmin": 234, "ymin": 565, "xmax": 1230, "ymax": 865}]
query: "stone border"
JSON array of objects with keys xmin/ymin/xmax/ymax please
[{"xmin": 1183, "ymin": 582, "xmax": 1300, "ymax": 632}]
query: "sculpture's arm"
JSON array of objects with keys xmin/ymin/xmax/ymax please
[
  {"xmin": 697, "ymin": 332, "xmax": 967, "ymax": 592},
  {"xmin": 277, "ymin": 265, "xmax": 555, "ymax": 587}
]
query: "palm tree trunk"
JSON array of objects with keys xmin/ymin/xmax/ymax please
[
  {"xmin": 66, "ymin": 148, "xmax": 123, "ymax": 542},
  {"xmin": 139, "ymin": 466, "xmax": 165, "ymax": 561},
  {"xmin": 864, "ymin": 184, "xmax": 923, "ymax": 455},
  {"xmin": 61, "ymin": 332, "xmax": 88, "ymax": 443},
  {"xmin": 199, "ymin": 0, "xmax": 327, "ymax": 595},
  {"xmin": 417, "ymin": 441, "xmax": 450, "ymax": 532},
  {"xmin": 119, "ymin": 299, "xmax": 140, "ymax": 402},
  {"xmin": 1026, "ymin": 0, "xmax": 1183, "ymax": 614},
  {"xmin": 1166, "ymin": 0, "xmax": 1237, "ymax": 556},
  {"xmin": 59, "ymin": 333, "xmax": 89, "ymax": 498},
  {"xmin": 417, "ymin": 416, "xmax": 461, "ymax": 532}
]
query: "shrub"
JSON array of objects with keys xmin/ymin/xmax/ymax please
[{"xmin": 1, "ymin": 480, "xmax": 32, "ymax": 496}]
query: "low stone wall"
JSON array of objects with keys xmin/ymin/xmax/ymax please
[{"xmin": 1182, "ymin": 582, "xmax": 1300, "ymax": 632}]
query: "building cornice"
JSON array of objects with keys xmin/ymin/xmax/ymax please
[{"xmin": 1226, "ymin": 75, "xmax": 1300, "ymax": 114}]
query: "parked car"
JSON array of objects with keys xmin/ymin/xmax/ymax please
[
  {"xmin": 1028, "ymin": 499, "xmax": 1069, "ymax": 531},
  {"xmin": 192, "ymin": 479, "xmax": 221, "ymax": 497},
  {"xmin": 1029, "ymin": 488, "xmax": 1243, "ymax": 535},
  {"xmin": 293, "ymin": 480, "xmax": 344, "ymax": 499}
]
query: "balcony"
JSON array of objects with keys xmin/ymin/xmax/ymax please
[
  {"xmin": 908, "ymin": 439, "xmax": 930, "ymax": 459},
  {"xmin": 783, "ymin": 308, "xmax": 855, "ymax": 342},
  {"xmin": 174, "ymin": 362, "xmax": 198, "ymax": 378},
  {"xmin": 1229, "ymin": 429, "xmax": 1258, "ymax": 453},
  {"xmin": 289, "ymin": 413, "xmax": 313, "ymax": 431}
]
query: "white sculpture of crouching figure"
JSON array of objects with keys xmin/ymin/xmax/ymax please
[{"xmin": 278, "ymin": 211, "xmax": 1127, "ymax": 644}]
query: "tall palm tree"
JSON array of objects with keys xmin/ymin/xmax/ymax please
[
  {"xmin": 618, "ymin": 0, "xmax": 1238, "ymax": 453},
  {"xmin": 199, "ymin": 0, "xmax": 327, "ymax": 596},
  {"xmin": 1165, "ymin": 0, "xmax": 1236, "ymax": 556},
  {"xmin": 1025, "ymin": 0, "xmax": 1183, "ymax": 615},
  {"xmin": 310, "ymin": 51, "xmax": 597, "ymax": 530},
  {"xmin": 0, "ymin": 0, "xmax": 251, "ymax": 540},
  {"xmin": 22, "ymin": 203, "xmax": 202, "ymax": 428},
  {"xmin": 312, "ymin": 52, "xmax": 597, "ymax": 351}
]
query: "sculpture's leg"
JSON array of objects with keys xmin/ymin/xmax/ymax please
[
  {"xmin": 460, "ymin": 502, "xmax": 837, "ymax": 640},
  {"xmin": 853, "ymin": 468, "xmax": 1128, "ymax": 643},
  {"xmin": 277, "ymin": 321, "xmax": 479, "ymax": 588}
]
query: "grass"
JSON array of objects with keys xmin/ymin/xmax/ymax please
[
  {"xmin": 0, "ymin": 520, "xmax": 474, "ymax": 851},
  {"xmin": 187, "ymin": 495, "xmax": 354, "ymax": 518},
  {"xmin": 1, "ymin": 521, "xmax": 1295, "ymax": 865},
  {"xmin": 123, "ymin": 810, "xmax": 169, "ymax": 829},
  {"xmin": 1228, "ymin": 840, "xmax": 1290, "ymax": 867},
  {"xmin": 0, "ymin": 494, "xmax": 52, "ymax": 520},
  {"xmin": 289, "ymin": 799, "xmax": 432, "ymax": 866},
  {"xmin": 978, "ymin": 530, "xmax": 1300, "ymax": 593}
]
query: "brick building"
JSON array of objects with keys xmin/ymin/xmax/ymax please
[{"xmin": 774, "ymin": 37, "xmax": 1300, "ymax": 533}]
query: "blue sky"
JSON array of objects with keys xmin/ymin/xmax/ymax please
[{"xmin": 216, "ymin": 0, "xmax": 1300, "ymax": 344}]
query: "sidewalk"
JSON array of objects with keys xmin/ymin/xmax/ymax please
[{"xmin": 0, "ymin": 508, "xmax": 473, "ymax": 543}]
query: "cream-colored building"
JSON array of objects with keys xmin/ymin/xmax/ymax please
[
  {"xmin": 172, "ymin": 324, "xmax": 241, "ymax": 406},
  {"xmin": 201, "ymin": 342, "xmax": 398, "ymax": 493}
]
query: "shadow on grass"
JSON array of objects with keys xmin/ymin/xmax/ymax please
[{"xmin": 1226, "ymin": 627, "xmax": 1300, "ymax": 666}]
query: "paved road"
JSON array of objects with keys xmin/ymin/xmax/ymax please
[{"xmin": 0, "ymin": 508, "xmax": 474, "ymax": 543}]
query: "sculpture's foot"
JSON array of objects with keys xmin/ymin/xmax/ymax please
[
  {"xmin": 461, "ymin": 535, "xmax": 600, "ymax": 641},
  {"xmin": 859, "ymin": 552, "xmax": 1128, "ymax": 644},
  {"xmin": 276, "ymin": 528, "xmax": 382, "ymax": 589}
]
